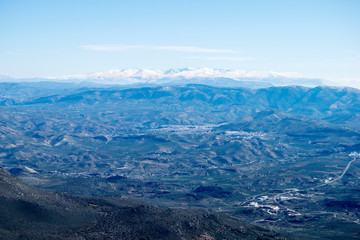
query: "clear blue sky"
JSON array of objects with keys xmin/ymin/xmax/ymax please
[{"xmin": 0, "ymin": 0, "xmax": 359, "ymax": 84}]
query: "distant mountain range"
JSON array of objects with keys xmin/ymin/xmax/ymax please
[
  {"xmin": 1, "ymin": 67, "xmax": 325, "ymax": 89},
  {"xmin": 1, "ymin": 83, "xmax": 358, "ymax": 129}
]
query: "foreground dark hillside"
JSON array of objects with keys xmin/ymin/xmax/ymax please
[{"xmin": 0, "ymin": 167, "xmax": 285, "ymax": 240}]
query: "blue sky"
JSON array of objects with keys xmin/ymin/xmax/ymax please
[{"xmin": 0, "ymin": 0, "xmax": 359, "ymax": 85}]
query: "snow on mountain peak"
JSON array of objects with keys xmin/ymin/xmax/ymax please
[
  {"xmin": 50, "ymin": 68, "xmax": 303, "ymax": 81},
  {"xmin": 45, "ymin": 68, "xmax": 322, "ymax": 87}
]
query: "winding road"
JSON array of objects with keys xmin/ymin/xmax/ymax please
[
  {"xmin": 272, "ymin": 156, "xmax": 359, "ymax": 213},
  {"xmin": 309, "ymin": 157, "xmax": 359, "ymax": 190}
]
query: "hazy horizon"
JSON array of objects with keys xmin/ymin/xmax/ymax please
[{"xmin": 1, "ymin": 1, "xmax": 359, "ymax": 87}]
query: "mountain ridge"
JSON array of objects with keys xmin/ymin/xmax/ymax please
[
  {"xmin": 1, "ymin": 68, "xmax": 325, "ymax": 88},
  {"xmin": 3, "ymin": 84, "xmax": 357, "ymax": 129}
]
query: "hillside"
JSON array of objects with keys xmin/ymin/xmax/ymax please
[{"xmin": 0, "ymin": 167, "xmax": 284, "ymax": 240}]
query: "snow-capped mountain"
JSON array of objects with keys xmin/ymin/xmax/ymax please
[{"xmin": 45, "ymin": 67, "xmax": 323, "ymax": 88}]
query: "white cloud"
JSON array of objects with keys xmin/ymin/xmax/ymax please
[
  {"xmin": 153, "ymin": 46, "xmax": 235, "ymax": 53},
  {"xmin": 185, "ymin": 56, "xmax": 253, "ymax": 61},
  {"xmin": 81, "ymin": 45, "xmax": 143, "ymax": 51},
  {"xmin": 81, "ymin": 44, "xmax": 235, "ymax": 53},
  {"xmin": 5, "ymin": 51, "xmax": 23, "ymax": 56}
]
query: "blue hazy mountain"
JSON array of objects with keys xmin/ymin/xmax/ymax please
[{"xmin": 3, "ymin": 83, "xmax": 357, "ymax": 128}]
